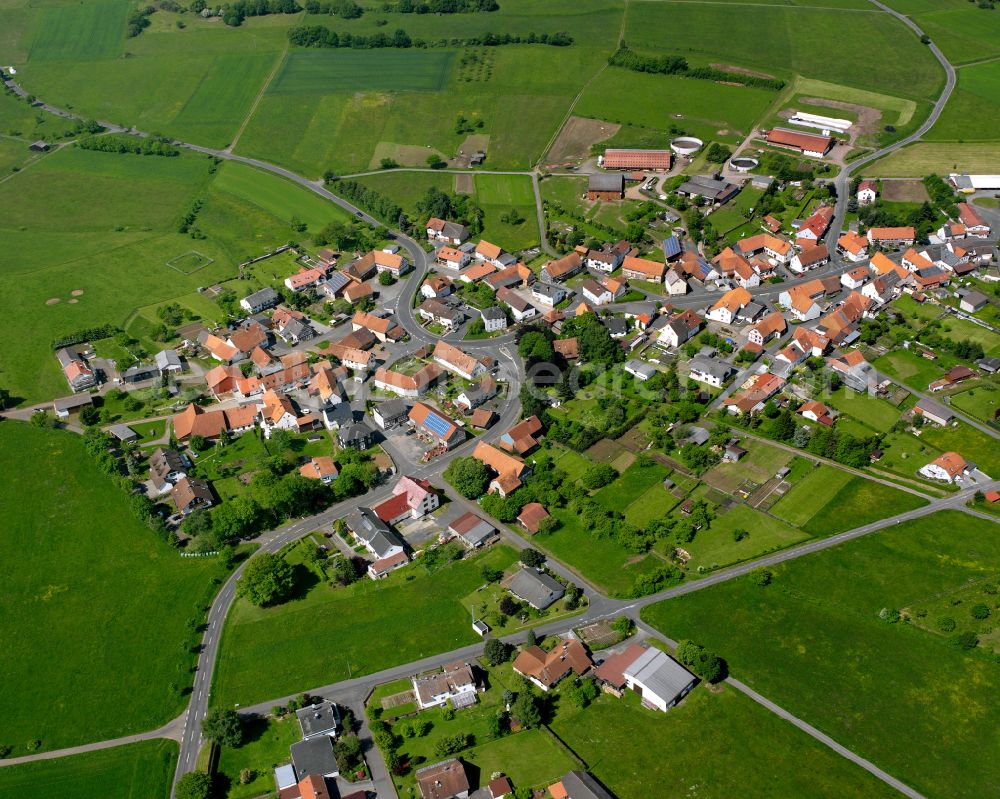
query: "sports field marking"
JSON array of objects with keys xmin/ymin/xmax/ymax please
[{"xmin": 166, "ymin": 251, "xmax": 214, "ymax": 274}]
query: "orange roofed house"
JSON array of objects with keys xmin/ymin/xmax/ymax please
[
  {"xmin": 621, "ymin": 256, "xmax": 666, "ymax": 283},
  {"xmin": 409, "ymin": 401, "xmax": 466, "ymax": 450},
  {"xmin": 867, "ymin": 226, "xmax": 915, "ymax": 248},
  {"xmin": 498, "ymin": 415, "xmax": 543, "ymax": 455},
  {"xmin": 724, "ymin": 372, "xmax": 785, "ymax": 415},
  {"xmin": 472, "ymin": 440, "xmax": 530, "ymax": 496},
  {"xmin": 512, "ymin": 638, "xmax": 592, "ymax": 691},
  {"xmin": 374, "ymin": 363, "xmax": 443, "ymax": 398},
  {"xmin": 172, "ymin": 402, "xmax": 256, "ymax": 441}
]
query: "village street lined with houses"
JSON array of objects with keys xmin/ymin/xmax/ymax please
[{"xmin": 2, "ymin": 1, "xmax": 1000, "ymax": 799}]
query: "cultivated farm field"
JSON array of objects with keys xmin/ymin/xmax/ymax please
[
  {"xmin": 642, "ymin": 511, "xmax": 1000, "ymax": 799},
  {"xmin": 0, "ymin": 424, "xmax": 223, "ymax": 754}
]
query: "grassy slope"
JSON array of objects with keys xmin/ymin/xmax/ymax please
[
  {"xmin": 212, "ymin": 546, "xmax": 519, "ymax": 707},
  {"xmin": 552, "ymin": 689, "xmax": 899, "ymax": 799},
  {"xmin": 642, "ymin": 511, "xmax": 1000, "ymax": 799},
  {"xmin": 0, "ymin": 740, "xmax": 177, "ymax": 799},
  {"xmin": 0, "ymin": 423, "xmax": 221, "ymax": 753}
]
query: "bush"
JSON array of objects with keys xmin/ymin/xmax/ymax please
[
  {"xmin": 581, "ymin": 463, "xmax": 618, "ymax": 490},
  {"xmin": 175, "ymin": 771, "xmax": 213, "ymax": 799},
  {"xmin": 519, "ymin": 548, "xmax": 545, "ymax": 568},
  {"xmin": 937, "ymin": 616, "xmax": 956, "ymax": 632},
  {"xmin": 484, "ymin": 637, "xmax": 512, "ymax": 665},
  {"xmin": 201, "ymin": 708, "xmax": 244, "ymax": 748},
  {"xmin": 237, "ymin": 553, "xmax": 295, "ymax": 607},
  {"xmin": 951, "ymin": 631, "xmax": 979, "ymax": 650},
  {"xmin": 750, "ymin": 568, "xmax": 773, "ymax": 587},
  {"xmin": 971, "ymin": 604, "xmax": 991, "ymax": 620}
]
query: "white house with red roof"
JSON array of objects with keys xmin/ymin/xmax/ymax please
[
  {"xmin": 372, "ymin": 476, "xmax": 439, "ymax": 525},
  {"xmin": 857, "ymin": 180, "xmax": 878, "ymax": 206},
  {"xmin": 919, "ymin": 452, "xmax": 973, "ymax": 483}
]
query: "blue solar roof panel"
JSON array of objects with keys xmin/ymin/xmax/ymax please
[
  {"xmin": 424, "ymin": 411, "xmax": 452, "ymax": 438},
  {"xmin": 662, "ymin": 236, "xmax": 681, "ymax": 258}
]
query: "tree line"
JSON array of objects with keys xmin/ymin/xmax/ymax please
[
  {"xmin": 609, "ymin": 46, "xmax": 786, "ymax": 90},
  {"xmin": 77, "ymin": 134, "xmax": 180, "ymax": 157},
  {"xmin": 303, "ymin": 0, "xmax": 363, "ymax": 17},
  {"xmin": 379, "ymin": 0, "xmax": 498, "ymax": 12},
  {"xmin": 288, "ymin": 25, "xmax": 572, "ymax": 48}
]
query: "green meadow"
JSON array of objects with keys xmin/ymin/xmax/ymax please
[
  {"xmin": 0, "ymin": 424, "xmax": 223, "ymax": 754},
  {"xmin": 927, "ymin": 60, "xmax": 1000, "ymax": 143},
  {"xmin": 643, "ymin": 511, "xmax": 1000, "ymax": 799},
  {"xmin": 270, "ymin": 49, "xmax": 455, "ymax": 93},
  {"xmin": 0, "ymin": 740, "xmax": 177, "ymax": 799},
  {"xmin": 27, "ymin": 0, "xmax": 127, "ymax": 63}
]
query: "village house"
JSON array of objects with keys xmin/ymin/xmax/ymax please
[
  {"xmin": 827, "ymin": 350, "xmax": 875, "ymax": 393},
  {"xmin": 586, "ymin": 240, "xmax": 631, "ymax": 272},
  {"xmin": 798, "ymin": 400, "xmax": 834, "ymax": 426},
  {"xmin": 172, "ymin": 402, "xmax": 256, "ymax": 441},
  {"xmin": 472, "ymin": 440, "xmax": 530, "ymax": 496},
  {"xmin": 422, "ymin": 275, "xmax": 455, "ymax": 300},
  {"xmin": 621, "ymin": 255, "xmax": 666, "ymax": 283},
  {"xmin": 412, "ymin": 662, "xmax": 478, "ymax": 710},
  {"xmin": 707, "ymin": 287, "xmax": 752, "ymax": 324},
  {"xmin": 416, "ymin": 759, "xmax": 470, "ymax": 799},
  {"xmin": 795, "ymin": 206, "xmax": 835, "ymax": 244},
  {"xmin": 746, "ymin": 310, "xmax": 786, "ymax": 346},
  {"xmin": 172, "ymin": 476, "xmax": 214, "ymax": 516},
  {"xmin": 837, "ymin": 231, "xmax": 869, "ymax": 262},
  {"xmin": 372, "ymin": 398, "xmax": 409, "ymax": 430},
  {"xmin": 496, "ymin": 288, "xmax": 538, "ymax": 322},
  {"xmin": 512, "ymin": 637, "xmax": 591, "ymax": 689},
  {"xmin": 857, "ymin": 179, "xmax": 878, "ymax": 206},
  {"xmin": 409, "ymin": 402, "xmax": 466, "ymax": 450},
  {"xmin": 816, "ymin": 291, "xmax": 871, "ymax": 344},
  {"xmin": 841, "ymin": 265, "xmax": 870, "ymax": 291},
  {"xmin": 581, "ymin": 279, "xmax": 613, "ymax": 306},
  {"xmin": 337, "ymin": 421, "xmax": 375, "ymax": 450},
  {"xmin": 448, "ymin": 511, "xmax": 496, "ymax": 549},
  {"xmin": 541, "ymin": 252, "xmax": 585, "ymax": 283},
  {"xmin": 240, "ymin": 287, "xmax": 280, "ymax": 314},
  {"xmin": 499, "ymin": 415, "xmax": 543, "ymax": 455},
  {"xmin": 548, "ymin": 772, "xmax": 615, "ymax": 799},
  {"xmin": 658, "ymin": 309, "xmax": 702, "ymax": 349},
  {"xmin": 433, "ymin": 341, "xmax": 486, "ymax": 381},
  {"xmin": 418, "ymin": 298, "xmax": 465, "ymax": 330},
  {"xmin": 919, "ymin": 451, "xmax": 973, "ymax": 483},
  {"xmin": 372, "ymin": 475, "xmax": 439, "ymax": 525},
  {"xmin": 532, "ymin": 282, "xmax": 570, "ymax": 308},
  {"xmin": 676, "ymin": 175, "xmax": 739, "ymax": 205},
  {"xmin": 55, "ymin": 347, "xmax": 97, "ymax": 392},
  {"xmin": 346, "ymin": 508, "xmax": 408, "ymax": 579},
  {"xmin": 475, "ymin": 240, "xmax": 512, "ymax": 268},
  {"xmin": 352, "ymin": 311, "xmax": 402, "ymax": 342},
  {"xmin": 735, "ymin": 233, "xmax": 793, "ymax": 264},
  {"xmin": 664, "ymin": 268, "xmax": 688, "ymax": 295},
  {"xmin": 867, "ymin": 226, "xmax": 915, "ymax": 248},
  {"xmin": 623, "ymin": 359, "xmax": 656, "ymax": 381},
  {"xmin": 484, "ymin": 263, "xmax": 533, "ymax": 292},
  {"xmin": 724, "ymin": 372, "xmax": 785, "ymax": 415},
  {"xmin": 687, "ymin": 356, "xmax": 735, "ymax": 388},
  {"xmin": 456, "ymin": 375, "xmax": 498, "ymax": 411},
  {"xmin": 433, "ymin": 246, "xmax": 469, "ymax": 271},
  {"xmin": 259, "ymin": 390, "xmax": 318, "ymax": 438},
  {"xmin": 284, "ymin": 264, "xmax": 331, "ymax": 292},
  {"xmin": 779, "ymin": 279, "xmax": 826, "ymax": 321},
  {"xmin": 957, "ymin": 203, "xmax": 991, "ymax": 237},
  {"xmin": 790, "ymin": 244, "xmax": 830, "ymax": 273},
  {"xmin": 517, "ymin": 502, "xmax": 551, "ymax": 535},
  {"xmin": 480, "ymin": 305, "xmax": 508, "ymax": 333},
  {"xmin": 426, "ymin": 218, "xmax": 470, "ymax": 245},
  {"xmin": 149, "ymin": 447, "xmax": 189, "ymax": 494},
  {"xmin": 318, "ymin": 271, "xmax": 352, "ymax": 300}
]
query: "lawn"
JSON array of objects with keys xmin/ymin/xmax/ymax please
[
  {"xmin": 920, "ymin": 421, "xmax": 1000, "ymax": 477},
  {"xmin": 873, "ymin": 348, "xmax": 948, "ymax": 388},
  {"xmin": 551, "ymin": 688, "xmax": 899, "ymax": 799},
  {"xmin": 825, "ymin": 387, "xmax": 901, "ymax": 433},
  {"xmin": 474, "ymin": 174, "xmax": 539, "ymax": 251},
  {"xmin": 216, "ymin": 715, "xmax": 301, "ymax": 799},
  {"xmin": 0, "ymin": 740, "xmax": 177, "ymax": 799},
  {"xmin": 771, "ymin": 466, "xmax": 854, "ymax": 527},
  {"xmin": 948, "ymin": 385, "xmax": 1000, "ymax": 425},
  {"xmin": 270, "ymin": 49, "xmax": 456, "ymax": 94},
  {"xmin": 702, "ymin": 441, "xmax": 792, "ymax": 495},
  {"xmin": 593, "ymin": 459, "xmax": 669, "ymax": 509},
  {"xmin": 0, "ymin": 423, "xmax": 225, "ymax": 754},
  {"xmin": 212, "ymin": 545, "xmax": 519, "ymax": 708},
  {"xmin": 801, "ymin": 476, "xmax": 927, "ymax": 536},
  {"xmin": 938, "ymin": 315, "xmax": 1000, "ymax": 358},
  {"xmin": 684, "ymin": 505, "xmax": 810, "ymax": 572},
  {"xmin": 642, "ymin": 511, "xmax": 1000, "ymax": 799}
]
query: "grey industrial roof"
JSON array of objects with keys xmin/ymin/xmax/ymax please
[
  {"xmin": 296, "ymin": 700, "xmax": 340, "ymax": 739},
  {"xmin": 290, "ymin": 736, "xmax": 338, "ymax": 777},
  {"xmin": 678, "ymin": 175, "xmax": 737, "ymax": 200},
  {"xmin": 588, "ymin": 172, "xmax": 625, "ymax": 192},
  {"xmin": 108, "ymin": 424, "xmax": 137, "ymax": 441},
  {"xmin": 622, "ymin": 647, "xmax": 696, "ymax": 704},
  {"xmin": 52, "ymin": 394, "xmax": 93, "ymax": 412},
  {"xmin": 624, "ymin": 359, "xmax": 656, "ymax": 379},
  {"xmin": 504, "ymin": 568, "xmax": 565, "ymax": 610}
]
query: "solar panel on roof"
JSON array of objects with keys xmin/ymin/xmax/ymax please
[
  {"xmin": 423, "ymin": 411, "xmax": 452, "ymax": 438},
  {"xmin": 662, "ymin": 236, "xmax": 681, "ymax": 258}
]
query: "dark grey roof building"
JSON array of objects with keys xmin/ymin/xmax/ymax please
[
  {"xmin": 296, "ymin": 700, "xmax": 340, "ymax": 739},
  {"xmin": 503, "ymin": 568, "xmax": 565, "ymax": 610},
  {"xmin": 290, "ymin": 735, "xmax": 339, "ymax": 778}
]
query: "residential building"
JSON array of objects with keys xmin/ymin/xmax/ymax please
[
  {"xmin": 581, "ymin": 279, "xmax": 613, "ymax": 306},
  {"xmin": 484, "ymin": 263, "xmax": 533, "ymax": 292},
  {"xmin": 149, "ymin": 447, "xmax": 189, "ymax": 494},
  {"xmin": 841, "ymin": 265, "xmax": 869, "ymax": 290},
  {"xmin": 913, "ymin": 398, "xmax": 953, "ymax": 426},
  {"xmin": 798, "ymin": 400, "xmax": 834, "ymax": 425},
  {"xmin": 676, "ymin": 175, "xmax": 739, "ymax": 204},
  {"xmin": 319, "ymin": 271, "xmax": 352, "ymax": 299},
  {"xmin": 586, "ymin": 240, "xmax": 631, "ymax": 272},
  {"xmin": 902, "ymin": 248, "xmax": 934, "ymax": 272},
  {"xmin": 658, "ymin": 309, "xmax": 702, "ymax": 349},
  {"xmin": 259, "ymin": 390, "xmax": 317, "ymax": 438},
  {"xmin": 746, "ymin": 311, "xmax": 786, "ymax": 346},
  {"xmin": 290, "ymin": 737, "xmax": 339, "ymax": 780},
  {"xmin": 795, "ymin": 206, "xmax": 835, "ymax": 243},
  {"xmin": 337, "ymin": 421, "xmax": 375, "ymax": 450},
  {"xmin": 919, "ymin": 451, "xmax": 972, "ymax": 482},
  {"xmin": 724, "ymin": 372, "xmax": 785, "ymax": 415},
  {"xmin": 448, "ymin": 511, "xmax": 496, "ymax": 549},
  {"xmin": 372, "ymin": 475, "xmax": 439, "ymax": 524},
  {"xmin": 512, "ymin": 637, "xmax": 591, "ymax": 689},
  {"xmin": 827, "ymin": 350, "xmax": 875, "ymax": 393},
  {"xmin": 373, "ymin": 398, "xmax": 409, "ymax": 429},
  {"xmin": 416, "ymin": 759, "xmax": 470, "ymax": 799},
  {"xmin": 664, "ymin": 268, "xmax": 688, "ymax": 295},
  {"xmin": 707, "ymin": 287, "xmax": 752, "ymax": 324},
  {"xmin": 347, "ymin": 507, "xmax": 406, "ymax": 561},
  {"xmin": 155, "ymin": 349, "xmax": 183, "ymax": 375},
  {"xmin": 433, "ymin": 341, "xmax": 485, "ymax": 381},
  {"xmin": 621, "ymin": 647, "xmax": 697, "ymax": 712},
  {"xmin": 240, "ymin": 287, "xmax": 280, "ymax": 313},
  {"xmin": 418, "ymin": 298, "xmax": 465, "ymax": 330},
  {"xmin": 957, "ymin": 203, "xmax": 991, "ymax": 237},
  {"xmin": 586, "ymin": 172, "xmax": 625, "ymax": 201},
  {"xmin": 765, "ymin": 128, "xmax": 834, "ymax": 157},
  {"xmin": 422, "ymin": 275, "xmax": 455, "ymax": 300},
  {"xmin": 541, "ymin": 252, "xmax": 585, "ymax": 283},
  {"xmin": 790, "ymin": 244, "xmax": 830, "ymax": 273},
  {"xmin": 601, "ymin": 149, "xmax": 672, "ymax": 170},
  {"xmin": 299, "ymin": 456, "xmax": 338, "ymax": 484},
  {"xmin": 426, "ymin": 218, "xmax": 470, "ymax": 245},
  {"xmin": 548, "ymin": 771, "xmax": 615, "ymax": 799},
  {"xmin": 475, "ymin": 240, "xmax": 507, "ymax": 268},
  {"xmin": 734, "ymin": 233, "xmax": 793, "ymax": 264},
  {"xmin": 297, "ymin": 700, "xmax": 340, "ymax": 739},
  {"xmin": 857, "ymin": 179, "xmax": 878, "ymax": 206},
  {"xmin": 687, "ymin": 356, "xmax": 735, "ymax": 388},
  {"xmin": 498, "ymin": 415, "xmax": 543, "ymax": 454},
  {"xmin": 374, "ymin": 363, "xmax": 443, "ymax": 397},
  {"xmin": 172, "ymin": 402, "xmax": 256, "ymax": 441},
  {"xmin": 284, "ymin": 265, "xmax": 330, "ymax": 292},
  {"xmin": 779, "ymin": 279, "xmax": 825, "ymax": 321},
  {"xmin": 473, "ymin": 440, "xmax": 530, "ymax": 495},
  {"xmin": 623, "ymin": 359, "xmax": 656, "ymax": 381},
  {"xmin": 480, "ymin": 305, "xmax": 508, "ymax": 332},
  {"xmin": 496, "ymin": 287, "xmax": 537, "ymax": 322},
  {"xmin": 517, "ymin": 502, "xmax": 551, "ymax": 534},
  {"xmin": 172, "ymin": 477, "xmax": 213, "ymax": 515},
  {"xmin": 412, "ymin": 662, "xmax": 478, "ymax": 710},
  {"xmin": 532, "ymin": 282, "xmax": 569, "ymax": 307},
  {"xmin": 837, "ymin": 231, "xmax": 869, "ymax": 262},
  {"xmin": 456, "ymin": 375, "xmax": 498, "ymax": 411},
  {"xmin": 352, "ymin": 311, "xmax": 402, "ymax": 342},
  {"xmin": 55, "ymin": 347, "xmax": 97, "ymax": 392}
]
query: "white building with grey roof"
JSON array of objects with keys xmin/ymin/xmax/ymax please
[{"xmin": 622, "ymin": 647, "xmax": 696, "ymax": 712}]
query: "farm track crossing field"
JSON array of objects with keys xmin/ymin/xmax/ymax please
[
  {"xmin": 28, "ymin": 0, "xmax": 126, "ymax": 63},
  {"xmin": 270, "ymin": 49, "xmax": 456, "ymax": 94},
  {"xmin": 0, "ymin": 740, "xmax": 177, "ymax": 799},
  {"xmin": 642, "ymin": 511, "xmax": 1000, "ymax": 799},
  {"xmin": 0, "ymin": 424, "xmax": 222, "ymax": 755}
]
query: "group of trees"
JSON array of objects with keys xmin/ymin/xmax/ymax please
[
  {"xmin": 221, "ymin": 0, "xmax": 301, "ymax": 26},
  {"xmin": 77, "ymin": 134, "xmax": 179, "ymax": 157},
  {"xmin": 126, "ymin": 5, "xmax": 154, "ymax": 37},
  {"xmin": 288, "ymin": 25, "xmax": 571, "ymax": 48},
  {"xmin": 381, "ymin": 0, "xmax": 499, "ymax": 12},
  {"xmin": 414, "ymin": 186, "xmax": 485, "ymax": 237},
  {"xmin": 238, "ymin": 552, "xmax": 296, "ymax": 606},
  {"xmin": 858, "ymin": 199, "xmax": 938, "ymax": 244},
  {"xmin": 327, "ymin": 178, "xmax": 404, "ymax": 226},
  {"xmin": 608, "ymin": 46, "xmax": 785, "ymax": 90},
  {"xmin": 675, "ymin": 640, "xmax": 725, "ymax": 683},
  {"xmin": 304, "ymin": 0, "xmax": 363, "ymax": 17}
]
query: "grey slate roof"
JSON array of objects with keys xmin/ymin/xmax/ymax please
[
  {"xmin": 242, "ymin": 286, "xmax": 280, "ymax": 309},
  {"xmin": 480, "ymin": 305, "xmax": 506, "ymax": 322},
  {"xmin": 622, "ymin": 646, "xmax": 696, "ymax": 705},
  {"xmin": 290, "ymin": 736, "xmax": 338, "ymax": 777},
  {"xmin": 687, "ymin": 356, "xmax": 735, "ymax": 381},
  {"xmin": 588, "ymin": 172, "xmax": 625, "ymax": 193},
  {"xmin": 504, "ymin": 568, "xmax": 565, "ymax": 610},
  {"xmin": 559, "ymin": 771, "xmax": 617, "ymax": 799},
  {"xmin": 349, "ymin": 508, "xmax": 405, "ymax": 559},
  {"xmin": 155, "ymin": 349, "xmax": 182, "ymax": 371},
  {"xmin": 296, "ymin": 700, "xmax": 340, "ymax": 739}
]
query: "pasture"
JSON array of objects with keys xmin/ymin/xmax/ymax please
[
  {"xmin": 0, "ymin": 424, "xmax": 222, "ymax": 754},
  {"xmin": 642, "ymin": 511, "xmax": 1000, "ymax": 799},
  {"xmin": 623, "ymin": 2, "xmax": 943, "ymax": 101},
  {"xmin": 908, "ymin": 3, "xmax": 1000, "ymax": 64},
  {"xmin": 353, "ymin": 171, "xmax": 454, "ymax": 217},
  {"xmin": 948, "ymin": 385, "xmax": 1000, "ymax": 425},
  {"xmin": 594, "ymin": 459, "xmax": 669, "ymax": 509},
  {"xmin": 771, "ymin": 466, "xmax": 853, "ymax": 527},
  {"xmin": 270, "ymin": 49, "xmax": 455, "ymax": 94},
  {"xmin": 212, "ymin": 546, "xmax": 519, "ymax": 708},
  {"xmin": 551, "ymin": 687, "xmax": 899, "ymax": 799},
  {"xmin": 27, "ymin": 0, "xmax": 126, "ymax": 63},
  {"xmin": 473, "ymin": 173, "xmax": 540, "ymax": 250},
  {"xmin": 0, "ymin": 740, "xmax": 176, "ymax": 799},
  {"xmin": 825, "ymin": 387, "xmax": 901, "ymax": 432},
  {"xmin": 927, "ymin": 60, "xmax": 1000, "ymax": 142},
  {"xmin": 800, "ymin": 477, "xmax": 927, "ymax": 536},
  {"xmin": 684, "ymin": 505, "xmax": 810, "ymax": 572}
]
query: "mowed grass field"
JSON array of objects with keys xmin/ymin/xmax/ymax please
[
  {"xmin": 0, "ymin": 740, "xmax": 177, "ymax": 799},
  {"xmin": 867, "ymin": 142, "xmax": 1000, "ymax": 177},
  {"xmin": 623, "ymin": 2, "xmax": 943, "ymax": 101},
  {"xmin": 212, "ymin": 546, "xmax": 520, "ymax": 708},
  {"xmin": 684, "ymin": 505, "xmax": 810, "ymax": 571},
  {"xmin": 27, "ymin": 0, "xmax": 126, "ymax": 62},
  {"xmin": 642, "ymin": 511, "xmax": 1000, "ymax": 799},
  {"xmin": 900, "ymin": 1, "xmax": 1000, "ymax": 64},
  {"xmin": 926, "ymin": 60, "xmax": 1000, "ymax": 142},
  {"xmin": 575, "ymin": 67, "xmax": 775, "ymax": 145},
  {"xmin": 270, "ymin": 49, "xmax": 454, "ymax": 93},
  {"xmin": 0, "ymin": 424, "xmax": 222, "ymax": 754},
  {"xmin": 551, "ymin": 688, "xmax": 900, "ymax": 799},
  {"xmin": 474, "ymin": 173, "xmax": 540, "ymax": 250}
]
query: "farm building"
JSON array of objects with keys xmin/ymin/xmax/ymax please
[
  {"xmin": 587, "ymin": 173, "xmax": 625, "ymax": 201},
  {"xmin": 765, "ymin": 128, "xmax": 834, "ymax": 157},
  {"xmin": 601, "ymin": 149, "xmax": 672, "ymax": 171}
]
